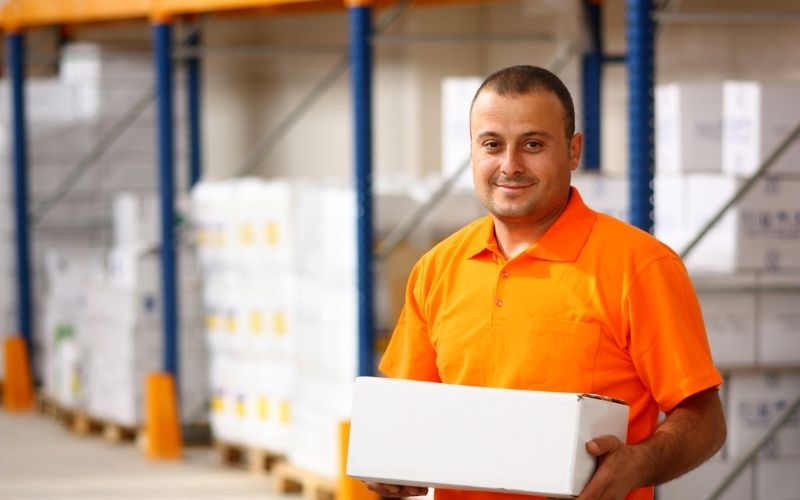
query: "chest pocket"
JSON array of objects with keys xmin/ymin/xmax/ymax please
[{"xmin": 504, "ymin": 318, "xmax": 601, "ymax": 393}]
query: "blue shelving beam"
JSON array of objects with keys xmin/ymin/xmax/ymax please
[
  {"xmin": 154, "ymin": 22, "xmax": 180, "ymax": 379},
  {"xmin": 8, "ymin": 32, "xmax": 34, "ymax": 364},
  {"xmin": 581, "ymin": 0, "xmax": 602, "ymax": 172},
  {"xmin": 626, "ymin": 0, "xmax": 655, "ymax": 233},
  {"xmin": 349, "ymin": 4, "xmax": 375, "ymax": 377}
]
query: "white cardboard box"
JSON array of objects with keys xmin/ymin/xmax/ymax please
[
  {"xmin": 656, "ymin": 83, "xmax": 723, "ymax": 174},
  {"xmin": 697, "ymin": 289, "xmax": 757, "ymax": 366},
  {"xmin": 657, "ymin": 460, "xmax": 752, "ymax": 500},
  {"xmin": 756, "ymin": 459, "xmax": 800, "ymax": 500},
  {"xmin": 572, "ymin": 173, "xmax": 629, "ymax": 222},
  {"xmin": 347, "ymin": 377, "xmax": 629, "ymax": 499},
  {"xmin": 655, "ymin": 174, "xmax": 800, "ymax": 272},
  {"xmin": 723, "ymin": 81, "xmax": 800, "ymax": 178},
  {"xmin": 759, "ymin": 288, "xmax": 800, "ymax": 365},
  {"xmin": 728, "ymin": 373, "xmax": 800, "ymax": 459},
  {"xmin": 441, "ymin": 77, "xmax": 482, "ymax": 189}
]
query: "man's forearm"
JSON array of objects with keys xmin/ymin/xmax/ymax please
[{"xmin": 630, "ymin": 388, "xmax": 727, "ymax": 488}]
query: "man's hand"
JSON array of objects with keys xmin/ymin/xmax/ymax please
[
  {"xmin": 574, "ymin": 436, "xmax": 648, "ymax": 500},
  {"xmin": 364, "ymin": 481, "xmax": 429, "ymax": 498},
  {"xmin": 573, "ymin": 389, "xmax": 726, "ymax": 500}
]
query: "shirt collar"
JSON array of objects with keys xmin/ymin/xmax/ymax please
[{"xmin": 467, "ymin": 187, "xmax": 597, "ymax": 263}]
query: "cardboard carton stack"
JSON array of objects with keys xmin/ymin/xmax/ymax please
[
  {"xmin": 655, "ymin": 81, "xmax": 800, "ymax": 499},
  {"xmin": 40, "ymin": 249, "xmax": 102, "ymax": 409},
  {"xmin": 290, "ymin": 183, "xmax": 361, "ymax": 478},
  {"xmin": 193, "ymin": 179, "xmax": 298, "ymax": 451},
  {"xmin": 0, "ymin": 41, "xmax": 189, "ymax": 385},
  {"xmin": 655, "ymin": 81, "xmax": 800, "ymax": 272},
  {"xmin": 82, "ymin": 192, "xmax": 207, "ymax": 427},
  {"xmin": 194, "ymin": 177, "xmax": 483, "ymax": 478}
]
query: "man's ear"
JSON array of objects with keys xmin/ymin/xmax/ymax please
[{"xmin": 569, "ymin": 133, "xmax": 584, "ymax": 171}]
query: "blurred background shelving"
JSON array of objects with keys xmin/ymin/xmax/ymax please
[{"xmin": 0, "ymin": 1, "xmax": 799, "ymax": 499}]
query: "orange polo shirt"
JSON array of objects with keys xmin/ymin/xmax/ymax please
[{"xmin": 379, "ymin": 187, "xmax": 722, "ymax": 500}]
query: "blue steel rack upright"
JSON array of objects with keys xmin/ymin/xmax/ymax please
[
  {"xmin": 627, "ymin": 0, "xmax": 655, "ymax": 233},
  {"xmin": 7, "ymin": 32, "xmax": 33, "ymax": 366},
  {"xmin": 154, "ymin": 20, "xmax": 180, "ymax": 381},
  {"xmin": 348, "ymin": 2, "xmax": 375, "ymax": 377}
]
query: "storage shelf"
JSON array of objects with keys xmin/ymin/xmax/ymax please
[{"xmin": 0, "ymin": 0, "xmax": 493, "ymax": 30}]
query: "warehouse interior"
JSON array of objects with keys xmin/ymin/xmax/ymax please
[{"xmin": 1, "ymin": 0, "xmax": 799, "ymax": 499}]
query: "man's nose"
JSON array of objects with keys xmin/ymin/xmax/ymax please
[{"xmin": 500, "ymin": 147, "xmax": 525, "ymax": 175}]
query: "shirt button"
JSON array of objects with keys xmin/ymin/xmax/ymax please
[
  {"xmin": 501, "ymin": 271, "xmax": 510, "ymax": 278},
  {"xmin": 495, "ymin": 298, "xmax": 503, "ymax": 307}
]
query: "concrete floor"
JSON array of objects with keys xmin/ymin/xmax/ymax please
[{"xmin": 0, "ymin": 410, "xmax": 293, "ymax": 499}]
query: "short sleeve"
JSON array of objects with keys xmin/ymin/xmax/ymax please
[
  {"xmin": 624, "ymin": 255, "xmax": 723, "ymax": 413},
  {"xmin": 379, "ymin": 261, "xmax": 441, "ymax": 382}
]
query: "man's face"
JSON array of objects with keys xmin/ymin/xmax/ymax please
[{"xmin": 470, "ymin": 89, "xmax": 582, "ymax": 226}]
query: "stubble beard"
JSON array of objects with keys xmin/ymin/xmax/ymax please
[
  {"xmin": 479, "ymin": 174, "xmax": 540, "ymax": 219},
  {"xmin": 484, "ymin": 193, "xmax": 538, "ymax": 219}
]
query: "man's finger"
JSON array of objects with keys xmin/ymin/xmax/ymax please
[
  {"xmin": 586, "ymin": 435, "xmax": 623, "ymax": 457},
  {"xmin": 363, "ymin": 481, "xmax": 428, "ymax": 498},
  {"xmin": 364, "ymin": 481, "xmax": 399, "ymax": 494},
  {"xmin": 405, "ymin": 487, "xmax": 429, "ymax": 496}
]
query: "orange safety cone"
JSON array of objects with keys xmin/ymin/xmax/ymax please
[
  {"xmin": 338, "ymin": 420, "xmax": 379, "ymax": 500},
  {"xmin": 144, "ymin": 372, "xmax": 182, "ymax": 459},
  {"xmin": 3, "ymin": 336, "xmax": 34, "ymax": 411}
]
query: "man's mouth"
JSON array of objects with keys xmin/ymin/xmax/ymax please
[{"xmin": 495, "ymin": 181, "xmax": 534, "ymax": 190}]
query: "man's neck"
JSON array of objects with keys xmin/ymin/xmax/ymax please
[
  {"xmin": 492, "ymin": 199, "xmax": 569, "ymax": 260},
  {"xmin": 493, "ymin": 220, "xmax": 547, "ymax": 260}
]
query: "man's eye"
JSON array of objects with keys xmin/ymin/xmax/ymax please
[
  {"xmin": 483, "ymin": 141, "xmax": 500, "ymax": 149},
  {"xmin": 525, "ymin": 141, "xmax": 542, "ymax": 149}
]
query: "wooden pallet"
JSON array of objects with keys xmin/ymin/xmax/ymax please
[
  {"xmin": 56, "ymin": 408, "xmax": 102, "ymax": 435},
  {"xmin": 215, "ymin": 440, "xmax": 246, "ymax": 465},
  {"xmin": 272, "ymin": 462, "xmax": 337, "ymax": 500},
  {"xmin": 37, "ymin": 393, "xmax": 58, "ymax": 417},
  {"xmin": 214, "ymin": 440, "xmax": 286, "ymax": 474},
  {"xmin": 36, "ymin": 394, "xmax": 140, "ymax": 441},
  {"xmin": 101, "ymin": 421, "xmax": 139, "ymax": 443}
]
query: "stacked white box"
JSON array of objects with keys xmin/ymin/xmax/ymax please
[
  {"xmin": 83, "ymin": 251, "xmax": 207, "ymax": 427},
  {"xmin": 247, "ymin": 358, "xmax": 296, "ymax": 452},
  {"xmin": 193, "ymin": 179, "xmax": 298, "ymax": 451},
  {"xmin": 289, "ymin": 183, "xmax": 359, "ymax": 477},
  {"xmin": 83, "ymin": 279, "xmax": 161, "ymax": 426},
  {"xmin": 192, "ymin": 177, "xmax": 486, "ymax": 475},
  {"xmin": 40, "ymin": 249, "xmax": 103, "ymax": 407},
  {"xmin": 658, "ymin": 460, "xmax": 752, "ymax": 500},
  {"xmin": 656, "ymin": 83, "xmax": 724, "ymax": 174},
  {"xmin": 654, "ymin": 174, "xmax": 800, "ymax": 272},
  {"xmin": 113, "ymin": 192, "xmax": 159, "ymax": 251},
  {"xmin": 441, "ymin": 77, "xmax": 482, "ymax": 189},
  {"xmin": 208, "ymin": 350, "xmax": 241, "ymax": 444},
  {"xmin": 759, "ymin": 287, "xmax": 800, "ymax": 365},
  {"xmin": 723, "ymin": 81, "xmax": 800, "ymax": 178},
  {"xmin": 1, "ymin": 41, "xmax": 199, "ymax": 389},
  {"xmin": 693, "ymin": 274, "xmax": 758, "ymax": 366},
  {"xmin": 728, "ymin": 372, "xmax": 800, "ymax": 459},
  {"xmin": 75, "ymin": 190, "xmax": 207, "ymax": 427},
  {"xmin": 755, "ymin": 460, "xmax": 800, "ymax": 500},
  {"xmin": 0, "ymin": 78, "xmax": 97, "ymax": 125},
  {"xmin": 572, "ymin": 173, "xmax": 629, "ymax": 222}
]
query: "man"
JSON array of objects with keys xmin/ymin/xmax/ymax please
[{"xmin": 366, "ymin": 66, "xmax": 726, "ymax": 500}]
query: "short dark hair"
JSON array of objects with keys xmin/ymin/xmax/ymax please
[{"xmin": 471, "ymin": 65, "xmax": 576, "ymax": 139}]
